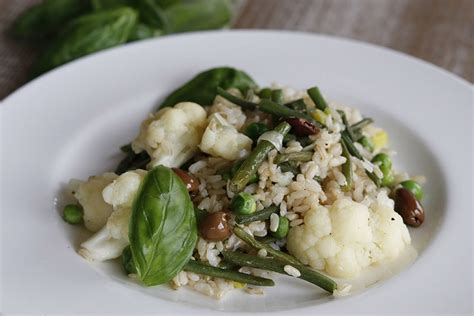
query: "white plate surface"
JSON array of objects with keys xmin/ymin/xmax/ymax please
[{"xmin": 1, "ymin": 30, "xmax": 472, "ymax": 315}]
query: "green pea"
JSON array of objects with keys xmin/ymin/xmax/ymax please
[
  {"xmin": 400, "ymin": 180, "xmax": 424, "ymax": 200},
  {"xmin": 271, "ymin": 216, "xmax": 289, "ymax": 238},
  {"xmin": 63, "ymin": 204, "xmax": 83, "ymax": 224},
  {"xmin": 231, "ymin": 160, "xmax": 259, "ymax": 184},
  {"xmin": 244, "ymin": 122, "xmax": 270, "ymax": 141},
  {"xmin": 122, "ymin": 245, "xmax": 136, "ymax": 274},
  {"xmin": 381, "ymin": 172, "xmax": 395, "ymax": 187},
  {"xmin": 371, "ymin": 153, "xmax": 392, "ymax": 169},
  {"xmin": 359, "ymin": 136, "xmax": 374, "ymax": 152},
  {"xmin": 231, "ymin": 192, "xmax": 257, "ymax": 215}
]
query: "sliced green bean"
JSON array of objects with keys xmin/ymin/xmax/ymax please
[
  {"xmin": 256, "ymin": 236, "xmax": 278, "ymax": 244},
  {"xmin": 351, "ymin": 118, "xmax": 373, "ymax": 132},
  {"xmin": 274, "ymin": 151, "xmax": 313, "ymax": 164},
  {"xmin": 233, "ymin": 227, "xmax": 301, "ymax": 266},
  {"xmin": 338, "ymin": 110, "xmax": 356, "ymax": 141},
  {"xmin": 230, "ymin": 122, "xmax": 291, "ymax": 192},
  {"xmin": 217, "ymin": 87, "xmax": 257, "ymax": 111},
  {"xmin": 183, "ymin": 260, "xmax": 274, "ymax": 286},
  {"xmin": 258, "ymin": 99, "xmax": 317, "ymax": 125},
  {"xmin": 307, "ymin": 87, "xmax": 328, "ymax": 111},
  {"xmin": 279, "ymin": 161, "xmax": 299, "ymax": 174},
  {"xmin": 285, "ymin": 98, "xmax": 307, "ymax": 112},
  {"xmin": 235, "ymin": 205, "xmax": 278, "ymax": 224},
  {"xmin": 222, "ymin": 251, "xmax": 337, "ymax": 293},
  {"xmin": 340, "ymin": 139, "xmax": 353, "ymax": 192},
  {"xmin": 271, "ymin": 89, "xmax": 284, "ymax": 104}
]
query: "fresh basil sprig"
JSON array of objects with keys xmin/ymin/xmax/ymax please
[{"xmin": 129, "ymin": 165, "xmax": 197, "ymax": 286}]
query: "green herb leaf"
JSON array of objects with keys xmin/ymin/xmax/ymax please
[
  {"xmin": 10, "ymin": 0, "xmax": 90, "ymax": 40},
  {"xmin": 160, "ymin": 67, "xmax": 257, "ymax": 108},
  {"xmin": 129, "ymin": 165, "xmax": 197, "ymax": 286},
  {"xmin": 91, "ymin": 0, "xmax": 135, "ymax": 10},
  {"xmin": 31, "ymin": 7, "xmax": 138, "ymax": 77}
]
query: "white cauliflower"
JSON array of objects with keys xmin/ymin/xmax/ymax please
[
  {"xmin": 74, "ymin": 172, "xmax": 117, "ymax": 232},
  {"xmin": 79, "ymin": 170, "xmax": 146, "ymax": 261},
  {"xmin": 199, "ymin": 113, "xmax": 252, "ymax": 160},
  {"xmin": 287, "ymin": 193, "xmax": 410, "ymax": 278},
  {"xmin": 132, "ymin": 102, "xmax": 207, "ymax": 168},
  {"xmin": 208, "ymin": 90, "xmax": 247, "ymax": 130}
]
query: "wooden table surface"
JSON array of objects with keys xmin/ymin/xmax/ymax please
[{"xmin": 0, "ymin": 0, "xmax": 472, "ymax": 100}]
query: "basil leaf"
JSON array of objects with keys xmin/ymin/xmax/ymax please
[
  {"xmin": 91, "ymin": 0, "xmax": 135, "ymax": 11},
  {"xmin": 31, "ymin": 7, "xmax": 138, "ymax": 77},
  {"xmin": 160, "ymin": 0, "xmax": 232, "ymax": 34},
  {"xmin": 160, "ymin": 67, "xmax": 257, "ymax": 108},
  {"xmin": 129, "ymin": 165, "xmax": 197, "ymax": 286},
  {"xmin": 10, "ymin": 0, "xmax": 91, "ymax": 40}
]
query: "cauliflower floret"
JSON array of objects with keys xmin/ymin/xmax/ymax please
[
  {"xmin": 79, "ymin": 170, "xmax": 146, "ymax": 261},
  {"xmin": 287, "ymin": 194, "xmax": 411, "ymax": 278},
  {"xmin": 74, "ymin": 172, "xmax": 117, "ymax": 232},
  {"xmin": 208, "ymin": 89, "xmax": 247, "ymax": 130},
  {"xmin": 199, "ymin": 113, "xmax": 252, "ymax": 160},
  {"xmin": 132, "ymin": 102, "xmax": 207, "ymax": 168}
]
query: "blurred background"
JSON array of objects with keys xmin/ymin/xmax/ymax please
[{"xmin": 0, "ymin": 0, "xmax": 472, "ymax": 100}]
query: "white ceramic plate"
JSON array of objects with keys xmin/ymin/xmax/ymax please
[{"xmin": 1, "ymin": 30, "xmax": 472, "ymax": 315}]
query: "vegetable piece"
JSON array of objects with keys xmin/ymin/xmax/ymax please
[
  {"xmin": 340, "ymin": 140, "xmax": 353, "ymax": 192},
  {"xmin": 244, "ymin": 122, "xmax": 270, "ymax": 142},
  {"xmin": 230, "ymin": 160, "xmax": 258, "ymax": 184},
  {"xmin": 160, "ymin": 67, "xmax": 257, "ymax": 108},
  {"xmin": 231, "ymin": 192, "xmax": 257, "ymax": 215},
  {"xmin": 394, "ymin": 188, "xmax": 425, "ymax": 227},
  {"xmin": 216, "ymin": 87, "xmax": 257, "ymax": 110},
  {"xmin": 132, "ymin": 102, "xmax": 207, "ymax": 168},
  {"xmin": 122, "ymin": 245, "xmax": 137, "ymax": 274},
  {"xmin": 274, "ymin": 151, "xmax": 313, "ymax": 164},
  {"xmin": 235, "ymin": 205, "xmax": 278, "ymax": 224},
  {"xmin": 159, "ymin": 0, "xmax": 232, "ymax": 34},
  {"xmin": 183, "ymin": 260, "xmax": 274, "ymax": 286},
  {"xmin": 271, "ymin": 216, "xmax": 289, "ymax": 238},
  {"xmin": 359, "ymin": 136, "xmax": 374, "ymax": 152},
  {"xmin": 127, "ymin": 23, "xmax": 162, "ymax": 41},
  {"xmin": 129, "ymin": 166, "xmax": 197, "ymax": 286},
  {"xmin": 199, "ymin": 211, "xmax": 231, "ymax": 241},
  {"xmin": 230, "ymin": 122, "xmax": 291, "ymax": 192},
  {"xmin": 400, "ymin": 180, "xmax": 424, "ymax": 200},
  {"xmin": 311, "ymin": 109, "xmax": 327, "ymax": 125},
  {"xmin": 10, "ymin": 0, "xmax": 90, "ymax": 40},
  {"xmin": 194, "ymin": 207, "xmax": 208, "ymax": 225},
  {"xmin": 31, "ymin": 7, "xmax": 138, "ymax": 77},
  {"xmin": 351, "ymin": 118, "xmax": 373, "ymax": 132},
  {"xmin": 279, "ymin": 161, "xmax": 299, "ymax": 174},
  {"xmin": 116, "ymin": 151, "xmax": 151, "ymax": 175},
  {"xmin": 63, "ymin": 204, "xmax": 83, "ymax": 224},
  {"xmin": 233, "ymin": 227, "xmax": 301, "ymax": 266},
  {"xmin": 271, "ymin": 89, "xmax": 284, "ymax": 104},
  {"xmin": 284, "ymin": 118, "xmax": 320, "ymax": 136},
  {"xmin": 258, "ymin": 88, "xmax": 272, "ymax": 99},
  {"xmin": 199, "ymin": 113, "xmax": 253, "ymax": 160},
  {"xmin": 222, "ymin": 251, "xmax": 336, "ymax": 293},
  {"xmin": 372, "ymin": 130, "xmax": 388, "ymax": 150},
  {"xmin": 258, "ymin": 99, "xmax": 317, "ymax": 124},
  {"xmin": 92, "ymin": 0, "xmax": 133, "ymax": 10},
  {"xmin": 341, "ymin": 132, "xmax": 381, "ymax": 187},
  {"xmin": 307, "ymin": 87, "xmax": 328, "ymax": 111},
  {"xmin": 338, "ymin": 110, "xmax": 356, "ymax": 141},
  {"xmin": 285, "ymin": 99, "xmax": 307, "ymax": 112},
  {"xmin": 172, "ymin": 168, "xmax": 199, "ymax": 192},
  {"xmin": 371, "ymin": 153, "xmax": 394, "ymax": 187}
]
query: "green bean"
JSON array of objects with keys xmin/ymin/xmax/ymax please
[
  {"xmin": 244, "ymin": 122, "xmax": 269, "ymax": 141},
  {"xmin": 217, "ymin": 87, "xmax": 257, "ymax": 111},
  {"xmin": 256, "ymin": 236, "xmax": 278, "ymax": 244},
  {"xmin": 307, "ymin": 87, "xmax": 328, "ymax": 111},
  {"xmin": 230, "ymin": 122, "xmax": 291, "ymax": 192},
  {"xmin": 340, "ymin": 139, "xmax": 353, "ymax": 192},
  {"xmin": 233, "ymin": 227, "xmax": 301, "ymax": 266},
  {"xmin": 230, "ymin": 160, "xmax": 259, "ymax": 184},
  {"xmin": 271, "ymin": 89, "xmax": 284, "ymax": 104},
  {"xmin": 359, "ymin": 136, "xmax": 374, "ymax": 152},
  {"xmin": 183, "ymin": 260, "xmax": 274, "ymax": 286},
  {"xmin": 258, "ymin": 99, "xmax": 317, "ymax": 125},
  {"xmin": 258, "ymin": 88, "xmax": 272, "ymax": 99},
  {"xmin": 351, "ymin": 118, "xmax": 373, "ymax": 132},
  {"xmin": 341, "ymin": 132, "xmax": 381, "ymax": 187},
  {"xmin": 279, "ymin": 161, "xmax": 299, "ymax": 174},
  {"xmin": 338, "ymin": 110, "xmax": 356, "ymax": 141},
  {"xmin": 63, "ymin": 204, "xmax": 83, "ymax": 224},
  {"xmin": 285, "ymin": 98, "xmax": 307, "ymax": 112},
  {"xmin": 116, "ymin": 150, "xmax": 150, "ymax": 175},
  {"xmin": 222, "ymin": 251, "xmax": 337, "ymax": 293},
  {"xmin": 235, "ymin": 205, "xmax": 278, "ymax": 224},
  {"xmin": 274, "ymin": 151, "xmax": 313, "ymax": 164},
  {"xmin": 283, "ymin": 133, "xmax": 297, "ymax": 144}
]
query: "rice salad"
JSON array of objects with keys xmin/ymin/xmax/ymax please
[{"xmin": 62, "ymin": 67, "xmax": 426, "ymax": 299}]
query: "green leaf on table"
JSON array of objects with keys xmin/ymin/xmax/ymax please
[
  {"xmin": 160, "ymin": 67, "xmax": 257, "ymax": 108},
  {"xmin": 31, "ymin": 7, "xmax": 138, "ymax": 77},
  {"xmin": 129, "ymin": 165, "xmax": 197, "ymax": 286},
  {"xmin": 10, "ymin": 0, "xmax": 91, "ymax": 40}
]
